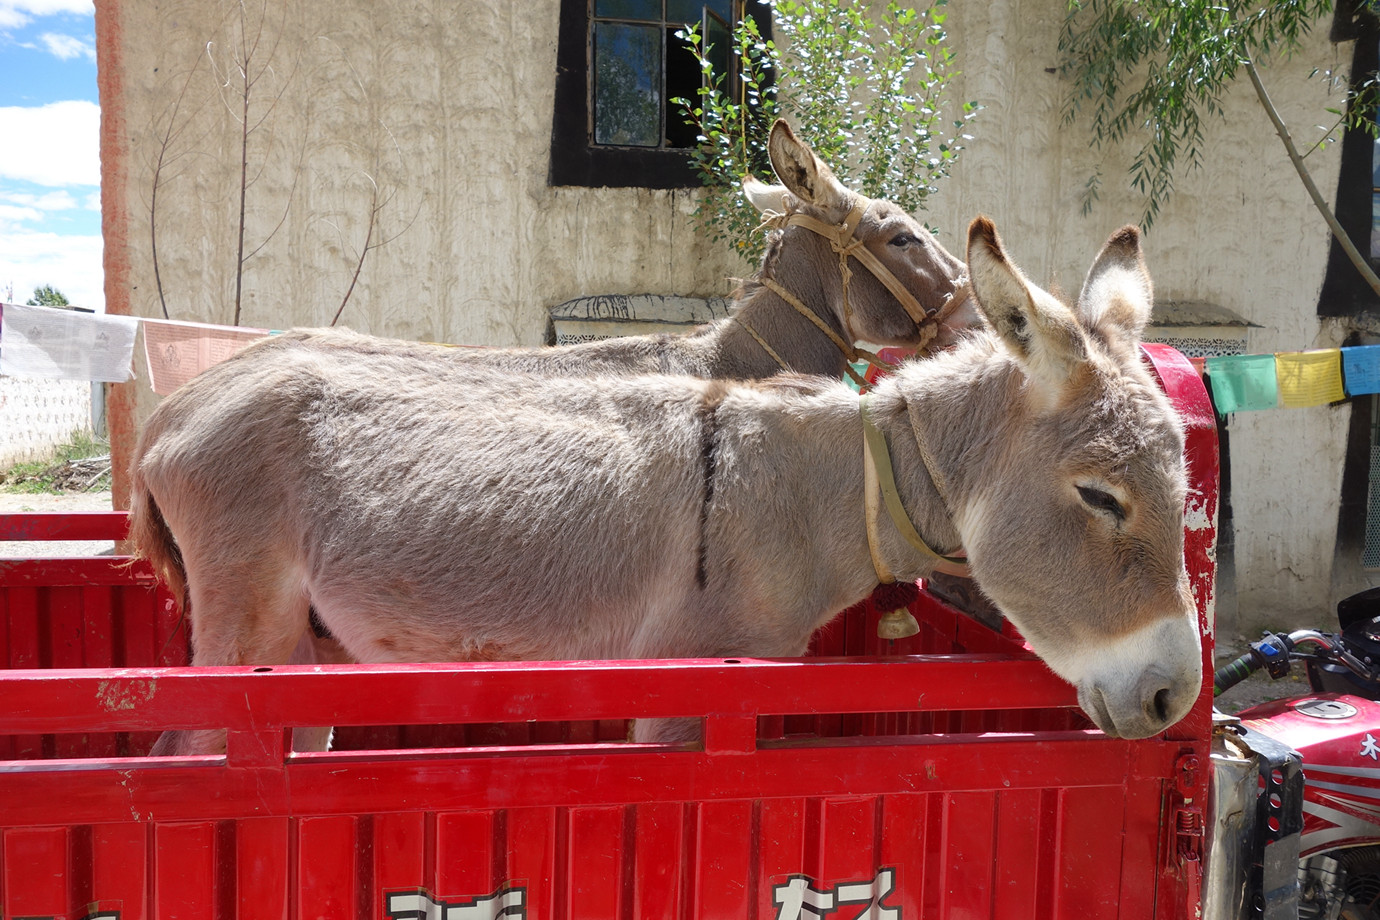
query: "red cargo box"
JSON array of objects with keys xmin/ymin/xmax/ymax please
[{"xmin": 0, "ymin": 344, "xmax": 1217, "ymax": 920}]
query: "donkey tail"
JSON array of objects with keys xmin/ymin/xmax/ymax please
[{"xmin": 127, "ymin": 476, "xmax": 188, "ymax": 614}]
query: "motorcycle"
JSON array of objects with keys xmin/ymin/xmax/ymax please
[{"xmin": 1210, "ymin": 586, "xmax": 1380, "ymax": 919}]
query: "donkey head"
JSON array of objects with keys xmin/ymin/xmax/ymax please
[
  {"xmin": 949, "ymin": 218, "xmax": 1200, "ymax": 739},
  {"xmin": 742, "ymin": 120, "xmax": 969, "ymax": 352}
]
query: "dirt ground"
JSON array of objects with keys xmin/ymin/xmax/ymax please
[{"xmin": 0, "ymin": 490, "xmax": 116, "ymax": 557}]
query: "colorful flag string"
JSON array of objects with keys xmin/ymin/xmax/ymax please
[{"xmin": 1203, "ymin": 346, "xmax": 1380, "ymax": 415}]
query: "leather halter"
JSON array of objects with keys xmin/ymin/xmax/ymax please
[
  {"xmin": 859, "ymin": 393, "xmax": 971, "ymax": 580},
  {"xmin": 739, "ymin": 197, "xmax": 947, "ymax": 383}
]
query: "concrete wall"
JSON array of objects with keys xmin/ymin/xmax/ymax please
[
  {"xmin": 96, "ymin": 0, "xmax": 1361, "ymax": 637},
  {"xmin": 0, "ymin": 377, "xmax": 92, "ymax": 468}
]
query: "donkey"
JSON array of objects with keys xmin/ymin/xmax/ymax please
[
  {"xmin": 285, "ymin": 119, "xmax": 970, "ymax": 384},
  {"xmin": 131, "ymin": 216, "xmax": 1201, "ymax": 755}
]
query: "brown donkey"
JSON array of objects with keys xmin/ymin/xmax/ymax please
[{"xmin": 131, "ymin": 217, "xmax": 1200, "ymax": 755}]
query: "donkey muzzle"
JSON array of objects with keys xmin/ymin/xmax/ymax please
[{"xmin": 1073, "ymin": 615, "xmax": 1203, "ymax": 740}]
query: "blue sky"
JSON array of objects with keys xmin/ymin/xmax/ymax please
[{"xmin": 0, "ymin": 0, "xmax": 103, "ymax": 311}]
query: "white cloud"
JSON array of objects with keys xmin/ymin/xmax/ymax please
[
  {"xmin": 0, "ymin": 100, "xmax": 99, "ymax": 186},
  {"xmin": 0, "ymin": 229, "xmax": 103, "ymax": 310},
  {"xmin": 39, "ymin": 31, "xmax": 93, "ymax": 60},
  {"xmin": 0, "ymin": 0, "xmax": 93, "ymax": 29},
  {"xmin": 0, "ymin": 203, "xmax": 42, "ymax": 226},
  {"xmin": 4, "ymin": 189, "xmax": 79, "ymax": 211}
]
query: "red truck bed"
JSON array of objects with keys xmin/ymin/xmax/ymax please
[{"xmin": 0, "ymin": 344, "xmax": 1217, "ymax": 920}]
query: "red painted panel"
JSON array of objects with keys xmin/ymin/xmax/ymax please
[
  {"xmin": 877, "ymin": 793, "xmax": 926, "ymax": 917},
  {"xmin": 814, "ymin": 797, "xmax": 878, "ymax": 883},
  {"xmin": 506, "ymin": 808, "xmax": 556, "ymax": 920},
  {"xmin": 566, "ymin": 806, "xmax": 625, "ymax": 920},
  {"xmin": 1055, "ymin": 786, "xmax": 1132, "ymax": 919},
  {"xmin": 3, "ymin": 586, "xmax": 42, "ymax": 759},
  {"xmin": 757, "ymin": 797, "xmax": 806, "ymax": 915},
  {"xmin": 237, "ymin": 818, "xmax": 290, "ymax": 920},
  {"xmin": 3, "ymin": 826, "xmax": 69, "ymax": 918},
  {"xmin": 690, "ymin": 801, "xmax": 753, "ymax": 920},
  {"xmin": 990, "ymin": 789, "xmax": 1043, "ymax": 920},
  {"xmin": 373, "ymin": 812, "xmax": 427, "ymax": 913},
  {"xmin": 152, "ymin": 822, "xmax": 217, "ymax": 920},
  {"xmin": 50, "ymin": 586, "xmax": 86, "ymax": 759},
  {"xmin": 630, "ymin": 802, "xmax": 683, "ymax": 920},
  {"xmin": 297, "ymin": 815, "xmax": 358, "ymax": 920},
  {"xmin": 435, "ymin": 811, "xmax": 498, "ymax": 902},
  {"xmin": 92, "ymin": 823, "xmax": 149, "ymax": 920},
  {"xmin": 936, "ymin": 792, "xmax": 997, "ymax": 918},
  {"xmin": 0, "ymin": 511, "xmax": 129, "ymax": 541}
]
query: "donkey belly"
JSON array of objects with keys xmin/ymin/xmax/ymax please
[{"xmin": 288, "ymin": 380, "xmax": 717, "ymax": 664}]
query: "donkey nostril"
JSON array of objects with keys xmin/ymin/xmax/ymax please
[{"xmin": 1151, "ymin": 687, "xmax": 1172, "ymax": 723}]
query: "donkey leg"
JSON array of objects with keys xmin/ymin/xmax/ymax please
[
  {"xmin": 149, "ymin": 560, "xmax": 310, "ymax": 757},
  {"xmin": 288, "ymin": 630, "xmax": 356, "ymax": 752}
]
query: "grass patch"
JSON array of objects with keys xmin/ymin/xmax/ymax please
[{"xmin": 0, "ymin": 432, "xmax": 112, "ymax": 494}]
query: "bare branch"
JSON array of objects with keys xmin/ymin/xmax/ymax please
[
  {"xmin": 149, "ymin": 55, "xmax": 206, "ymax": 319},
  {"xmin": 331, "ymin": 176, "xmax": 381, "ymax": 327},
  {"xmin": 1247, "ymin": 59, "xmax": 1380, "ymax": 300}
]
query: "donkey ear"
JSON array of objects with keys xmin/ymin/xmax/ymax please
[
  {"xmin": 967, "ymin": 217, "xmax": 1088, "ymax": 388},
  {"xmin": 1075, "ymin": 226, "xmax": 1153, "ymax": 345},
  {"xmin": 742, "ymin": 175, "xmax": 792, "ymax": 215},
  {"xmin": 767, "ymin": 119, "xmax": 848, "ymax": 217}
]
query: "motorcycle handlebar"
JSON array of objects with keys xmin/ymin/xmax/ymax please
[
  {"xmin": 1212, "ymin": 629, "xmax": 1374, "ymax": 697},
  {"xmin": 1212, "ymin": 653, "xmax": 1260, "ymax": 696}
]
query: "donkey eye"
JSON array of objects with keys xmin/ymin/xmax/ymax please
[
  {"xmin": 1077, "ymin": 485, "xmax": 1125, "ymax": 520},
  {"xmin": 889, "ymin": 233, "xmax": 922, "ymax": 248}
]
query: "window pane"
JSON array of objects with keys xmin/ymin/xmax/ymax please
[
  {"xmin": 595, "ymin": 0, "xmax": 662, "ymax": 21},
  {"xmin": 594, "ymin": 22, "xmax": 662, "ymax": 147},
  {"xmin": 665, "ymin": 26, "xmax": 700, "ymax": 147},
  {"xmin": 704, "ymin": 9, "xmax": 731, "ymax": 88},
  {"xmin": 667, "ymin": 0, "xmax": 733, "ymax": 25}
]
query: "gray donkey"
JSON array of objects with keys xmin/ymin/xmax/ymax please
[
  {"xmin": 131, "ymin": 215, "xmax": 1201, "ymax": 755},
  {"xmin": 281, "ymin": 119, "xmax": 971, "ymax": 383}
]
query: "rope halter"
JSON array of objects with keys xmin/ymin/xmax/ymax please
[{"xmin": 745, "ymin": 195, "xmax": 948, "ymax": 384}]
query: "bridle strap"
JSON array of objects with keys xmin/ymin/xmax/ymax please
[
  {"xmin": 859, "ymin": 394, "xmax": 971, "ymax": 578},
  {"xmin": 748, "ymin": 196, "xmax": 944, "ymax": 382},
  {"xmin": 779, "ymin": 204, "xmax": 934, "ymax": 327},
  {"xmin": 757, "ymin": 279, "xmax": 892, "ymax": 388}
]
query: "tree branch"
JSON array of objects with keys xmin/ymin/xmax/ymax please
[{"xmin": 1247, "ymin": 58, "xmax": 1380, "ymax": 300}]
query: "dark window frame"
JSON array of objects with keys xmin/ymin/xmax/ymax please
[{"xmin": 549, "ymin": 0, "xmax": 772, "ymax": 188}]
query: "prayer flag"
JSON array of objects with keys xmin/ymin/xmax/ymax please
[
  {"xmin": 142, "ymin": 319, "xmax": 270, "ymax": 395},
  {"xmin": 1275, "ymin": 349, "xmax": 1345, "ymax": 408},
  {"xmin": 1205, "ymin": 354, "xmax": 1278, "ymax": 414},
  {"xmin": 1343, "ymin": 345, "xmax": 1380, "ymax": 395},
  {"xmin": 0, "ymin": 302, "xmax": 138, "ymax": 383}
]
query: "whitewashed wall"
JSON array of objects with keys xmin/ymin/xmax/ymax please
[
  {"xmin": 100, "ymin": 0, "xmax": 1357, "ymax": 635},
  {"xmin": 0, "ymin": 377, "xmax": 93, "ymax": 468}
]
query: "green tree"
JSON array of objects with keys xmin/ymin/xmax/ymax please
[
  {"xmin": 1061, "ymin": 0, "xmax": 1380, "ymax": 296},
  {"xmin": 674, "ymin": 0, "xmax": 979, "ymax": 261},
  {"xmin": 25, "ymin": 284, "xmax": 71, "ymax": 308}
]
